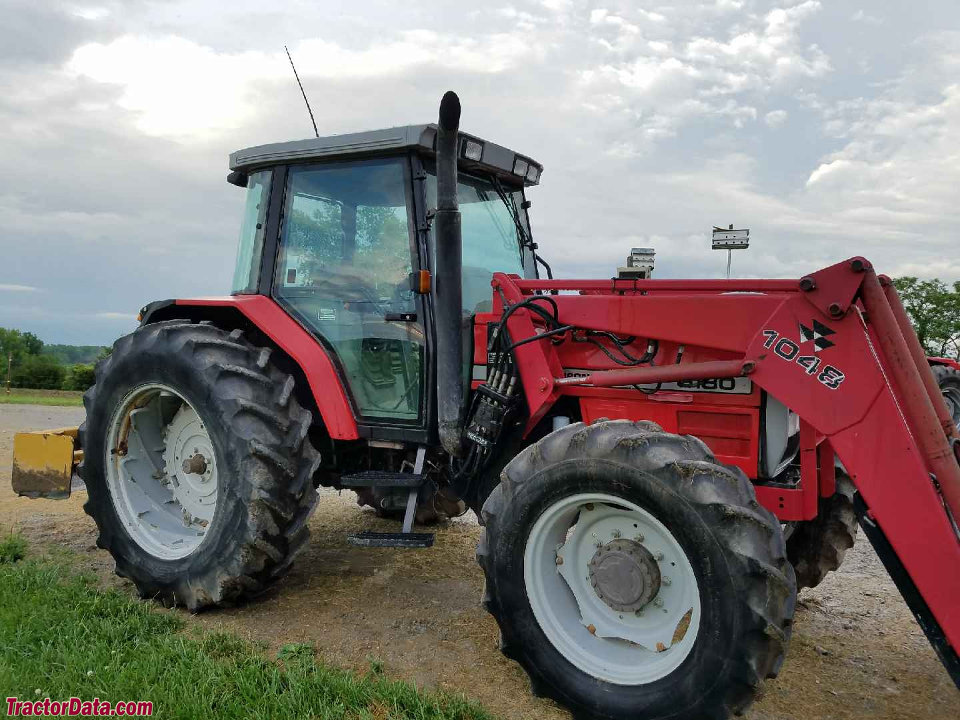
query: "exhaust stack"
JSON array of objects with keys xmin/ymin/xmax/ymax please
[{"xmin": 434, "ymin": 91, "xmax": 465, "ymax": 456}]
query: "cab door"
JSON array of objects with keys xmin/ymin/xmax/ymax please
[{"xmin": 272, "ymin": 157, "xmax": 425, "ymax": 425}]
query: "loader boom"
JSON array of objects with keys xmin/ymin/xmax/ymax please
[{"xmin": 492, "ymin": 257, "xmax": 960, "ymax": 675}]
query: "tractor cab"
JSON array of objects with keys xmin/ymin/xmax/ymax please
[{"xmin": 226, "ymin": 125, "xmax": 543, "ymax": 429}]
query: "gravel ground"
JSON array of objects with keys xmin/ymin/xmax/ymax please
[{"xmin": 1, "ymin": 404, "xmax": 956, "ymax": 719}]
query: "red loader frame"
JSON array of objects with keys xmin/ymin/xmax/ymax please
[{"xmin": 492, "ymin": 257, "xmax": 960, "ymax": 674}]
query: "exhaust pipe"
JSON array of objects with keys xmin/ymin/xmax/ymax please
[{"xmin": 434, "ymin": 91, "xmax": 465, "ymax": 456}]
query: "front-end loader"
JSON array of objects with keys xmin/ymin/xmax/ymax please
[{"xmin": 11, "ymin": 91, "xmax": 960, "ymax": 720}]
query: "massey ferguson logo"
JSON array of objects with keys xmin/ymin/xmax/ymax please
[{"xmin": 798, "ymin": 319, "xmax": 836, "ymax": 352}]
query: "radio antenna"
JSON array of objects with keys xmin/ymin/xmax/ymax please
[{"xmin": 284, "ymin": 45, "xmax": 319, "ymax": 138}]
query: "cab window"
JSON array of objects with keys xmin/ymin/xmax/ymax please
[{"xmin": 274, "ymin": 158, "xmax": 423, "ymax": 422}]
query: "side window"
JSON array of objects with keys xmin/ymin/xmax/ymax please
[
  {"xmin": 231, "ymin": 170, "xmax": 272, "ymax": 294},
  {"xmin": 275, "ymin": 159, "xmax": 423, "ymax": 422}
]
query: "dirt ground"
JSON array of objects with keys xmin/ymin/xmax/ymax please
[{"xmin": 1, "ymin": 405, "xmax": 956, "ymax": 719}]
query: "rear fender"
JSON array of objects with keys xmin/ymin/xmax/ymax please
[{"xmin": 147, "ymin": 296, "xmax": 359, "ymax": 440}]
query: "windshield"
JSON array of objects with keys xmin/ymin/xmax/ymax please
[{"xmin": 426, "ymin": 172, "xmax": 529, "ymax": 314}]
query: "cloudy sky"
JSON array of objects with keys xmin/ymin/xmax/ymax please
[{"xmin": 1, "ymin": 1, "xmax": 958, "ymax": 344}]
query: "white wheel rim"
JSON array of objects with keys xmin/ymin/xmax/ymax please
[
  {"xmin": 524, "ymin": 492, "xmax": 701, "ymax": 685},
  {"xmin": 105, "ymin": 384, "xmax": 219, "ymax": 560}
]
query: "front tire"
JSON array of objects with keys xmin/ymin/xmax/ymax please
[
  {"xmin": 478, "ymin": 420, "xmax": 796, "ymax": 720},
  {"xmin": 79, "ymin": 321, "xmax": 320, "ymax": 610},
  {"xmin": 785, "ymin": 474, "xmax": 857, "ymax": 590}
]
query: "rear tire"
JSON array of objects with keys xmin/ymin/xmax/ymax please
[
  {"xmin": 932, "ymin": 364, "xmax": 960, "ymax": 431},
  {"xmin": 785, "ymin": 474, "xmax": 857, "ymax": 590},
  {"xmin": 478, "ymin": 420, "xmax": 795, "ymax": 720},
  {"xmin": 79, "ymin": 321, "xmax": 320, "ymax": 610}
]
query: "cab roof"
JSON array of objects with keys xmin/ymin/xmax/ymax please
[{"xmin": 229, "ymin": 124, "xmax": 542, "ymax": 186}]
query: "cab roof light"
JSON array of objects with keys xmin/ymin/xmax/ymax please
[
  {"xmin": 462, "ymin": 138, "xmax": 484, "ymax": 161},
  {"xmin": 526, "ymin": 164, "xmax": 541, "ymax": 183},
  {"xmin": 513, "ymin": 156, "xmax": 529, "ymax": 177}
]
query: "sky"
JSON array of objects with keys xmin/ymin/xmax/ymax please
[{"xmin": 1, "ymin": 1, "xmax": 958, "ymax": 344}]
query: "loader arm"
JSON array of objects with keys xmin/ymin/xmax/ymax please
[{"xmin": 493, "ymin": 257, "xmax": 960, "ymax": 682}]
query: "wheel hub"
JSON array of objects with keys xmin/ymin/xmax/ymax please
[
  {"xmin": 161, "ymin": 403, "xmax": 217, "ymax": 526},
  {"xmin": 588, "ymin": 539, "xmax": 661, "ymax": 612},
  {"xmin": 107, "ymin": 385, "xmax": 219, "ymax": 561},
  {"xmin": 182, "ymin": 453, "xmax": 209, "ymax": 476}
]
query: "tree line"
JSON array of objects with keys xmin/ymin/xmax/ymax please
[
  {"xmin": 0, "ymin": 328, "xmax": 109, "ymax": 391},
  {"xmin": 893, "ymin": 277, "xmax": 960, "ymax": 359}
]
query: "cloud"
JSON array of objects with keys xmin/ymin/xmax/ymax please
[
  {"xmin": 574, "ymin": 1, "xmax": 831, "ymax": 152},
  {"xmin": 68, "ymin": 31, "xmax": 539, "ymax": 138},
  {"xmin": 94, "ymin": 312, "xmax": 135, "ymax": 320},
  {"xmin": 764, "ymin": 109, "xmax": 788, "ymax": 127},
  {"xmin": 0, "ymin": 284, "xmax": 37, "ymax": 292}
]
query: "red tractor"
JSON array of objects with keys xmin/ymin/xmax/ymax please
[{"xmin": 13, "ymin": 92, "xmax": 960, "ymax": 719}]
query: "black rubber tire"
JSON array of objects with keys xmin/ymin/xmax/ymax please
[
  {"xmin": 932, "ymin": 364, "xmax": 960, "ymax": 430},
  {"xmin": 78, "ymin": 320, "xmax": 320, "ymax": 610},
  {"xmin": 477, "ymin": 419, "xmax": 796, "ymax": 720},
  {"xmin": 785, "ymin": 474, "xmax": 857, "ymax": 590}
]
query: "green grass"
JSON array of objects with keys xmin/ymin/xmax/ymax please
[
  {"xmin": 0, "ymin": 532, "xmax": 27, "ymax": 563},
  {"xmin": 0, "ymin": 389, "xmax": 84, "ymax": 406},
  {"xmin": 0, "ymin": 539, "xmax": 492, "ymax": 720}
]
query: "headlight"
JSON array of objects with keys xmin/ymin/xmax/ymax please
[{"xmin": 462, "ymin": 138, "xmax": 484, "ymax": 161}]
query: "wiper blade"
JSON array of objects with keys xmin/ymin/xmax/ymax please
[
  {"xmin": 490, "ymin": 176, "xmax": 531, "ymax": 248},
  {"xmin": 490, "ymin": 175, "xmax": 552, "ymax": 280}
]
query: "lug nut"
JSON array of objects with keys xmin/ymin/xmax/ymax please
[
  {"xmin": 556, "ymin": 555, "xmax": 564, "ymax": 566},
  {"xmin": 662, "ymin": 577, "xmax": 672, "ymax": 586},
  {"xmin": 654, "ymin": 598, "xmax": 664, "ymax": 608},
  {"xmin": 635, "ymin": 533, "xmax": 645, "ymax": 542},
  {"xmin": 587, "ymin": 624, "xmax": 596, "ymax": 635},
  {"xmin": 612, "ymin": 529, "xmax": 622, "ymax": 539},
  {"xmin": 655, "ymin": 551, "xmax": 664, "ymax": 561}
]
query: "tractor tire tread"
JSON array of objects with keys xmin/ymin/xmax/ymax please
[
  {"xmin": 78, "ymin": 320, "xmax": 319, "ymax": 611},
  {"xmin": 477, "ymin": 420, "xmax": 795, "ymax": 720},
  {"xmin": 785, "ymin": 474, "xmax": 858, "ymax": 590}
]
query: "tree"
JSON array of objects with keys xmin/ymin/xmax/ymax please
[
  {"xmin": 21, "ymin": 332, "xmax": 43, "ymax": 356},
  {"xmin": 10, "ymin": 354, "xmax": 65, "ymax": 390},
  {"xmin": 0, "ymin": 328, "xmax": 37, "ymax": 366},
  {"xmin": 893, "ymin": 277, "xmax": 960, "ymax": 359},
  {"xmin": 63, "ymin": 363, "xmax": 96, "ymax": 391}
]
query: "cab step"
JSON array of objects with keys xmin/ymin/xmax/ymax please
[
  {"xmin": 339, "ymin": 471, "xmax": 424, "ymax": 488},
  {"xmin": 345, "ymin": 447, "xmax": 432, "ymax": 548},
  {"xmin": 347, "ymin": 531, "xmax": 435, "ymax": 548}
]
